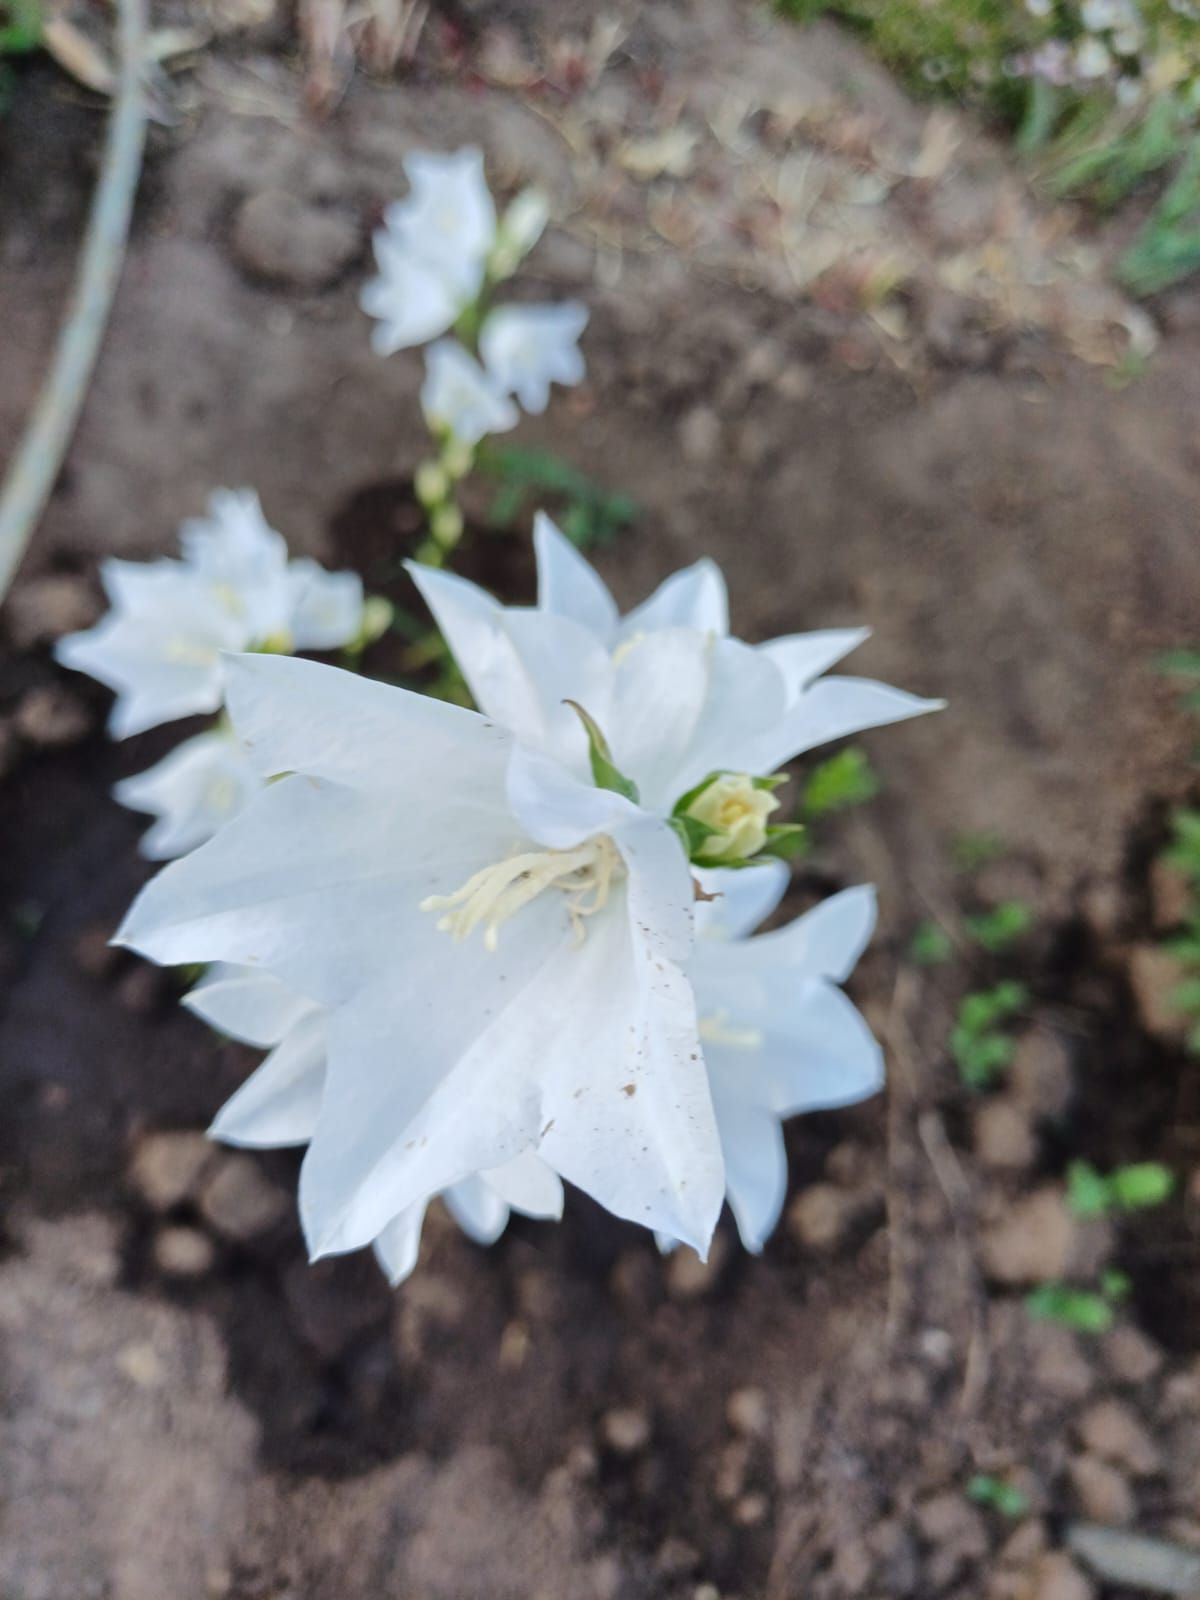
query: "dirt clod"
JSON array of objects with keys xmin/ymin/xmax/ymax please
[
  {"xmin": 129, "ymin": 1131, "xmax": 217, "ymax": 1212},
  {"xmin": 601, "ymin": 1407, "xmax": 651, "ymax": 1455},
  {"xmin": 1027, "ymin": 1550, "xmax": 1096, "ymax": 1600},
  {"xmin": 1067, "ymin": 1452, "xmax": 1136, "ymax": 1524},
  {"xmin": 1126, "ymin": 945, "xmax": 1191, "ymax": 1045},
  {"xmin": 5, "ymin": 573, "xmax": 99, "ymax": 649},
  {"xmin": 231, "ymin": 189, "xmax": 361, "ymax": 291},
  {"xmin": 197, "ymin": 1153, "xmax": 289, "ymax": 1242},
  {"xmin": 14, "ymin": 684, "xmax": 90, "ymax": 747},
  {"xmin": 1076, "ymin": 1399, "xmax": 1162, "ymax": 1477},
  {"xmin": 974, "ymin": 1099, "xmax": 1037, "ymax": 1171},
  {"xmin": 979, "ymin": 1186, "xmax": 1077, "ymax": 1284},
  {"xmin": 154, "ymin": 1225, "xmax": 218, "ymax": 1278}
]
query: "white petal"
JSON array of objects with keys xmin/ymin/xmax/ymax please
[
  {"xmin": 693, "ymin": 859, "xmax": 791, "ymax": 941},
  {"xmin": 360, "ymin": 250, "xmax": 462, "ymax": 353},
  {"xmin": 184, "ymin": 965, "xmax": 317, "ymax": 1046},
  {"xmin": 208, "ymin": 1010, "xmax": 328, "ymax": 1148},
  {"xmin": 482, "ymin": 1151, "xmax": 564, "ymax": 1218},
  {"xmin": 178, "ymin": 488, "xmax": 293, "ymax": 644},
  {"xmin": 711, "ymin": 1092, "xmax": 788, "ymax": 1252},
  {"xmin": 372, "ymin": 1200, "xmax": 431, "ymax": 1286},
  {"xmin": 622, "ymin": 559, "xmax": 729, "ymax": 639},
  {"xmin": 758, "ymin": 627, "xmax": 872, "ymax": 703},
  {"xmin": 285, "ymin": 560, "xmax": 364, "ymax": 650},
  {"xmin": 443, "ymin": 1176, "xmax": 511, "ymax": 1245},
  {"xmin": 533, "ymin": 511, "xmax": 619, "ymax": 641},
  {"xmin": 742, "ymin": 676, "xmax": 945, "ymax": 774},
  {"xmin": 388, "ymin": 146, "xmax": 496, "ymax": 295},
  {"xmin": 301, "ymin": 876, "xmax": 721, "ymax": 1260},
  {"xmin": 717, "ymin": 885, "xmax": 878, "ymax": 983},
  {"xmin": 113, "ymin": 729, "xmax": 262, "ymax": 859},
  {"xmin": 222, "ymin": 652, "xmax": 511, "ymax": 791}
]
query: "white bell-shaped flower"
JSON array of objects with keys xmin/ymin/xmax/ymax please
[
  {"xmin": 479, "ymin": 302, "xmax": 589, "ymax": 415},
  {"xmin": 421, "ymin": 339, "xmax": 520, "ymax": 447},
  {"xmin": 55, "ymin": 489, "xmax": 365, "ymax": 736},
  {"xmin": 690, "ymin": 863, "xmax": 882, "ymax": 1252},
  {"xmin": 113, "ymin": 727, "xmax": 263, "ymax": 861}
]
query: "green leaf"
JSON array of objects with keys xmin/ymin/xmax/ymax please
[
  {"xmin": 1155, "ymin": 648, "xmax": 1200, "ymax": 680},
  {"xmin": 0, "ymin": 0, "xmax": 40, "ymax": 54},
  {"xmin": 909, "ymin": 921, "xmax": 954, "ymax": 967},
  {"xmin": 757, "ymin": 823, "xmax": 809, "ymax": 861},
  {"xmin": 1066, "ymin": 1161, "xmax": 1112, "ymax": 1219},
  {"xmin": 563, "ymin": 700, "xmax": 639, "ymax": 804},
  {"xmin": 801, "ymin": 748, "xmax": 880, "ymax": 821},
  {"xmin": 953, "ymin": 1031, "xmax": 1015, "ymax": 1091},
  {"xmin": 1169, "ymin": 978, "xmax": 1200, "ymax": 1013},
  {"xmin": 1109, "ymin": 1162, "xmax": 1174, "ymax": 1211},
  {"xmin": 966, "ymin": 1475, "xmax": 1030, "ymax": 1519},
  {"xmin": 1101, "ymin": 1268, "xmax": 1131, "ymax": 1303},
  {"xmin": 963, "ymin": 901, "xmax": 1034, "ymax": 954},
  {"xmin": 1025, "ymin": 1284, "xmax": 1114, "ymax": 1335},
  {"xmin": 951, "ymin": 831, "xmax": 1007, "ymax": 872}
]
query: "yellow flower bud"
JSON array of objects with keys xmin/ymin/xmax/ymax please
[{"xmin": 684, "ymin": 773, "xmax": 779, "ymax": 863}]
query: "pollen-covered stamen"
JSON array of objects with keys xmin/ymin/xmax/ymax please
[{"xmin": 421, "ymin": 835, "xmax": 625, "ymax": 952}]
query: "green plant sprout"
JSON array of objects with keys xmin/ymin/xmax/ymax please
[
  {"xmin": 910, "ymin": 920, "xmax": 954, "ymax": 966},
  {"xmin": 800, "ymin": 747, "xmax": 880, "ymax": 822},
  {"xmin": 962, "ymin": 901, "xmax": 1033, "ymax": 954},
  {"xmin": 1156, "ymin": 647, "xmax": 1200, "ymax": 715},
  {"xmin": 1067, "ymin": 1159, "xmax": 1175, "ymax": 1218},
  {"xmin": 479, "ymin": 443, "xmax": 637, "ymax": 552},
  {"xmin": 951, "ymin": 830, "xmax": 1008, "ymax": 873},
  {"xmin": 1157, "ymin": 808, "xmax": 1200, "ymax": 1052},
  {"xmin": 951, "ymin": 980, "xmax": 1028, "ymax": 1090},
  {"xmin": 1025, "ymin": 1270, "xmax": 1129, "ymax": 1335},
  {"xmin": 0, "ymin": 0, "xmax": 40, "ymax": 54},
  {"xmin": 966, "ymin": 1475, "xmax": 1030, "ymax": 1519}
]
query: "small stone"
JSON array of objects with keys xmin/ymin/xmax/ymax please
[
  {"xmin": 678, "ymin": 405, "xmax": 721, "ymax": 463},
  {"xmin": 867, "ymin": 1518, "xmax": 921, "ymax": 1596},
  {"xmin": 733, "ymin": 1493, "xmax": 769, "ymax": 1528},
  {"xmin": 14, "ymin": 684, "xmax": 90, "ymax": 746},
  {"xmin": 1080, "ymin": 880, "xmax": 1122, "ymax": 942},
  {"xmin": 197, "ymin": 1153, "xmax": 289, "ymax": 1242},
  {"xmin": 1009, "ymin": 1029, "xmax": 1075, "ymax": 1121},
  {"xmin": 775, "ymin": 362, "xmax": 813, "ymax": 400},
  {"xmin": 1104, "ymin": 1325, "xmax": 1164, "ymax": 1386},
  {"xmin": 1076, "ymin": 1399, "xmax": 1161, "ymax": 1476},
  {"xmin": 999, "ymin": 1518, "xmax": 1049, "ymax": 1567},
  {"xmin": 666, "ymin": 1233, "xmax": 728, "ymax": 1299},
  {"xmin": 980, "ymin": 1186, "xmax": 1076, "ymax": 1284},
  {"xmin": 7, "ymin": 573, "xmax": 100, "ymax": 649},
  {"xmin": 1027, "ymin": 1551, "xmax": 1095, "ymax": 1600},
  {"xmin": 117, "ymin": 1340, "xmax": 168, "ymax": 1388},
  {"xmin": 829, "ymin": 1537, "xmax": 871, "ymax": 1589},
  {"xmin": 129, "ymin": 1130, "xmax": 216, "ymax": 1211},
  {"xmin": 726, "ymin": 1386, "xmax": 770, "ymax": 1439},
  {"xmin": 1067, "ymin": 1453, "xmax": 1136, "ymax": 1524},
  {"xmin": 914, "ymin": 1491, "xmax": 988, "ymax": 1553},
  {"xmin": 825, "ymin": 1140, "xmax": 870, "ymax": 1186},
  {"xmin": 974, "ymin": 1099, "xmax": 1037, "ymax": 1171},
  {"xmin": 1027, "ymin": 1323, "xmax": 1096, "ymax": 1402},
  {"xmin": 1127, "ymin": 945, "xmax": 1191, "ymax": 1044},
  {"xmin": 655, "ymin": 1537, "xmax": 700, "ymax": 1577},
  {"xmin": 1164, "ymin": 1362, "xmax": 1200, "ymax": 1412},
  {"xmin": 1150, "ymin": 857, "xmax": 1193, "ymax": 932},
  {"xmin": 153, "ymin": 1225, "xmax": 217, "ymax": 1277},
  {"xmin": 602, "ymin": 1406, "xmax": 651, "ymax": 1455},
  {"xmin": 231, "ymin": 188, "xmax": 360, "ymax": 291},
  {"xmin": 788, "ymin": 1182, "xmax": 852, "ymax": 1250}
]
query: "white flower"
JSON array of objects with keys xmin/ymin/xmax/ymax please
[
  {"xmin": 407, "ymin": 512, "xmax": 941, "ymax": 809},
  {"xmin": 689, "ymin": 862, "xmax": 882, "ymax": 1252},
  {"xmin": 185, "ymin": 965, "xmax": 563, "ymax": 1284},
  {"xmin": 490, "ymin": 189, "xmax": 551, "ymax": 281},
  {"xmin": 1075, "ymin": 35, "xmax": 1114, "ymax": 76},
  {"xmin": 479, "ymin": 303, "xmax": 589, "ymax": 415},
  {"xmin": 361, "ymin": 147, "xmax": 496, "ymax": 354},
  {"xmin": 114, "ymin": 727, "xmax": 262, "ymax": 860},
  {"xmin": 118, "ymin": 651, "xmax": 727, "ymax": 1257},
  {"xmin": 421, "ymin": 339, "xmax": 520, "ymax": 447},
  {"xmin": 54, "ymin": 489, "xmax": 365, "ymax": 736}
]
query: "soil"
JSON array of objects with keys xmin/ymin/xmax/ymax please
[{"xmin": 3, "ymin": 4, "xmax": 1200, "ymax": 1598}]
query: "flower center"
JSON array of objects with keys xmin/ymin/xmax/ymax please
[{"xmin": 421, "ymin": 835, "xmax": 625, "ymax": 952}]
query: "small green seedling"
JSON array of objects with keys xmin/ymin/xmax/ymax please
[
  {"xmin": 1156, "ymin": 809, "xmax": 1200, "ymax": 1052},
  {"xmin": 951, "ymin": 980, "xmax": 1027, "ymax": 1090},
  {"xmin": 0, "ymin": 0, "xmax": 40, "ymax": 54},
  {"xmin": 1025, "ymin": 1282, "xmax": 1117, "ymax": 1335},
  {"xmin": 909, "ymin": 920, "xmax": 954, "ymax": 967},
  {"xmin": 963, "ymin": 901, "xmax": 1033, "ymax": 954},
  {"xmin": 966, "ymin": 1475, "xmax": 1030, "ymax": 1519},
  {"xmin": 1067, "ymin": 1160, "xmax": 1175, "ymax": 1219},
  {"xmin": 800, "ymin": 747, "xmax": 880, "ymax": 822},
  {"xmin": 479, "ymin": 444, "xmax": 637, "ymax": 551}
]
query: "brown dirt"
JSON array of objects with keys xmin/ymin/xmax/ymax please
[{"xmin": 3, "ymin": 5, "xmax": 1200, "ymax": 1597}]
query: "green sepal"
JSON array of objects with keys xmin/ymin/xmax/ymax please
[
  {"xmin": 671, "ymin": 770, "xmax": 723, "ymax": 817},
  {"xmin": 753, "ymin": 772, "xmax": 789, "ymax": 792},
  {"xmin": 756, "ymin": 823, "xmax": 808, "ymax": 861},
  {"xmin": 564, "ymin": 700, "xmax": 640, "ymax": 804},
  {"xmin": 670, "ymin": 814, "xmax": 722, "ymax": 859}
]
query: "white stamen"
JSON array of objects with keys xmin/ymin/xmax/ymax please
[{"xmin": 421, "ymin": 835, "xmax": 624, "ymax": 951}]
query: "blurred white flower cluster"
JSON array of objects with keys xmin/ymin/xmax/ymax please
[
  {"xmin": 56, "ymin": 489, "xmax": 379, "ymax": 859},
  {"xmin": 115, "ymin": 519, "xmax": 941, "ymax": 1279},
  {"xmin": 1015, "ymin": 0, "xmax": 1200, "ymax": 105},
  {"xmin": 361, "ymin": 147, "xmax": 588, "ymax": 448}
]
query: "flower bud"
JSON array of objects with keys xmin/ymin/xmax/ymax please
[{"xmin": 683, "ymin": 773, "xmax": 780, "ymax": 863}]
